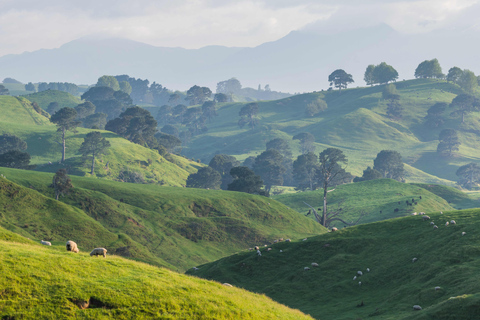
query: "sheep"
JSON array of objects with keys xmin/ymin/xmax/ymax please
[
  {"xmin": 257, "ymin": 250, "xmax": 262, "ymax": 256},
  {"xmin": 411, "ymin": 212, "xmax": 418, "ymax": 216},
  {"xmin": 433, "ymin": 225, "xmax": 438, "ymax": 229},
  {"xmin": 462, "ymin": 232, "xmax": 466, "ymax": 236},
  {"xmin": 420, "ymin": 212, "xmax": 425, "ymax": 215},
  {"xmin": 366, "ymin": 268, "xmax": 370, "ymax": 272},
  {"xmin": 331, "ymin": 227, "xmax": 338, "ymax": 231},
  {"xmin": 254, "ymin": 246, "xmax": 259, "ymax": 250},
  {"xmin": 304, "ymin": 267, "xmax": 310, "ymax": 271},
  {"xmin": 303, "ymin": 238, "xmax": 307, "ymax": 241},
  {"xmin": 285, "ymin": 239, "xmax": 291, "ymax": 242},
  {"xmin": 279, "ymin": 250, "xmax": 283, "ymax": 253},
  {"xmin": 192, "ymin": 267, "xmax": 199, "ymax": 271},
  {"xmin": 358, "ymin": 281, "xmax": 362, "ymax": 286},
  {"xmin": 222, "ymin": 283, "xmax": 233, "ymax": 287},
  {"xmin": 422, "ymin": 215, "xmax": 430, "ymax": 220},
  {"xmin": 430, "ymin": 221, "xmax": 435, "ymax": 225},
  {"xmin": 357, "ymin": 271, "xmax": 363, "ymax": 276},
  {"xmin": 412, "ymin": 257, "xmax": 418, "ymax": 263},
  {"xmin": 435, "ymin": 286, "xmax": 441, "ymax": 291},
  {"xmin": 440, "ymin": 211, "xmax": 443, "ymax": 214},
  {"xmin": 279, "ymin": 238, "xmax": 284, "ymax": 241},
  {"xmin": 450, "ymin": 220, "xmax": 456, "ymax": 225},
  {"xmin": 66, "ymin": 240, "xmax": 79, "ymax": 253},
  {"xmin": 90, "ymin": 248, "xmax": 107, "ymax": 258},
  {"xmin": 41, "ymin": 240, "xmax": 52, "ymax": 246},
  {"xmin": 267, "ymin": 248, "xmax": 272, "ymax": 251},
  {"xmin": 353, "ymin": 276, "xmax": 357, "ymax": 280},
  {"xmin": 311, "ymin": 262, "xmax": 319, "ymax": 267},
  {"xmin": 413, "ymin": 305, "xmax": 422, "ymax": 310},
  {"xmin": 445, "ymin": 222, "xmax": 449, "ymax": 226},
  {"xmin": 273, "ymin": 240, "xmax": 278, "ymax": 243}
]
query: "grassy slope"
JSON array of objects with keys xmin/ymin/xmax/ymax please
[
  {"xmin": 190, "ymin": 208, "xmax": 480, "ymax": 320},
  {"xmin": 23, "ymin": 89, "xmax": 81, "ymax": 109},
  {"xmin": 273, "ymin": 179, "xmax": 456, "ymax": 228},
  {"xmin": 179, "ymin": 79, "xmax": 479, "ymax": 185},
  {"xmin": 412, "ymin": 183, "xmax": 480, "ymax": 210},
  {"xmin": 0, "ymin": 95, "xmax": 200, "ymax": 186},
  {"xmin": 0, "ymin": 170, "xmax": 325, "ymax": 271},
  {"xmin": 0, "ymin": 238, "xmax": 313, "ymax": 320}
]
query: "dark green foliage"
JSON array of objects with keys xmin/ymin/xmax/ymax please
[
  {"xmin": 353, "ymin": 166, "xmax": 383, "ymax": 182},
  {"xmin": 186, "ymin": 167, "xmax": 221, "ymax": 189},
  {"xmin": 105, "ymin": 107, "xmax": 157, "ymax": 148},
  {"xmin": 372, "ymin": 62, "xmax": 398, "ymax": 84},
  {"xmin": 118, "ymin": 169, "xmax": 145, "ymax": 184},
  {"xmin": 155, "ymin": 133, "xmax": 181, "ymax": 153},
  {"xmin": 161, "ymin": 124, "xmax": 179, "ymax": 137},
  {"xmin": 0, "ymin": 134, "xmax": 27, "ymax": 154},
  {"xmin": 25, "ymin": 82, "xmax": 35, "ymax": 92},
  {"xmin": 183, "ymin": 107, "xmax": 207, "ymax": 135},
  {"xmin": 119, "ymin": 81, "xmax": 132, "ymax": 94},
  {"xmin": 456, "ymin": 163, "xmax": 480, "ymax": 189},
  {"xmin": 447, "ymin": 67, "xmax": 463, "ymax": 84},
  {"xmin": 293, "ymin": 132, "xmax": 315, "ymax": 154},
  {"xmin": 168, "ymin": 93, "xmax": 181, "ymax": 105},
  {"xmin": 216, "ymin": 78, "xmax": 242, "ymax": 95},
  {"xmin": 305, "ymin": 97, "xmax": 327, "ymax": 117},
  {"xmin": 424, "ymin": 102, "xmax": 447, "ymax": 127},
  {"xmin": 46, "ymin": 102, "xmax": 60, "ymax": 115},
  {"xmin": 96, "ymin": 75, "xmax": 120, "ymax": 91},
  {"xmin": 79, "ymin": 131, "xmax": 111, "ymax": 175},
  {"xmin": 81, "ymin": 86, "xmax": 133, "ymax": 120},
  {"xmin": 157, "ymin": 105, "xmax": 173, "ymax": 126},
  {"xmin": 75, "ymin": 101, "xmax": 96, "ymax": 121},
  {"xmin": 227, "ymin": 166, "xmax": 266, "ymax": 196},
  {"xmin": 266, "ymin": 138, "xmax": 293, "ymax": 185},
  {"xmin": 373, "ymin": 150, "xmax": 405, "ymax": 182},
  {"xmin": 0, "ymin": 84, "xmax": 10, "ymax": 95},
  {"xmin": 214, "ymin": 93, "xmax": 229, "ymax": 103},
  {"xmin": 173, "ymin": 104, "xmax": 188, "ymax": 123},
  {"xmin": 364, "ymin": 64, "xmax": 375, "ymax": 86},
  {"xmin": 83, "ymin": 112, "xmax": 107, "ymax": 130},
  {"xmin": 458, "ymin": 69, "xmax": 478, "ymax": 93},
  {"xmin": 50, "ymin": 107, "xmax": 81, "ymax": 162},
  {"xmin": 328, "ymin": 69, "xmax": 354, "ymax": 91},
  {"xmin": 293, "ymin": 152, "xmax": 318, "ymax": 190},
  {"xmin": 450, "ymin": 93, "xmax": 478, "ymax": 123},
  {"xmin": 209, "ymin": 154, "xmax": 240, "ymax": 190},
  {"xmin": 37, "ymin": 82, "xmax": 78, "ymax": 95},
  {"xmin": 253, "ymin": 149, "xmax": 286, "ymax": 193},
  {"xmin": 186, "ymin": 85, "xmax": 212, "ymax": 106},
  {"xmin": 0, "ymin": 150, "xmax": 33, "ymax": 169},
  {"xmin": 414, "ymin": 58, "xmax": 444, "ymax": 79},
  {"xmin": 243, "ymin": 156, "xmax": 256, "ymax": 169},
  {"xmin": 114, "ymin": 75, "xmax": 150, "ymax": 105},
  {"xmin": 437, "ymin": 129, "xmax": 460, "ymax": 157},
  {"xmin": 50, "ymin": 169, "xmax": 73, "ymax": 200},
  {"xmin": 238, "ymin": 102, "xmax": 259, "ymax": 129},
  {"xmin": 202, "ymin": 101, "xmax": 217, "ymax": 122},
  {"xmin": 383, "ymin": 84, "xmax": 403, "ymax": 120},
  {"xmin": 150, "ymin": 82, "xmax": 171, "ymax": 107}
]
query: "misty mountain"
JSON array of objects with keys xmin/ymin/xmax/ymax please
[{"xmin": 0, "ymin": 24, "xmax": 478, "ymax": 93}]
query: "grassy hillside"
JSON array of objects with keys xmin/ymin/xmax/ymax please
[
  {"xmin": 190, "ymin": 208, "xmax": 480, "ymax": 320},
  {"xmin": 0, "ymin": 169, "xmax": 325, "ymax": 271},
  {"xmin": 0, "ymin": 95, "xmax": 200, "ymax": 186},
  {"xmin": 0, "ymin": 238, "xmax": 313, "ymax": 320},
  {"xmin": 176, "ymin": 79, "xmax": 479, "ymax": 185},
  {"xmin": 413, "ymin": 183, "xmax": 480, "ymax": 210},
  {"xmin": 23, "ymin": 89, "xmax": 81, "ymax": 109},
  {"xmin": 273, "ymin": 179, "xmax": 456, "ymax": 228}
]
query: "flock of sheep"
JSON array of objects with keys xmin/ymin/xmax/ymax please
[{"xmin": 40, "ymin": 239, "xmax": 107, "ymax": 258}]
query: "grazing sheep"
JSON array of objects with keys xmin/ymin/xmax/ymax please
[
  {"xmin": 358, "ymin": 281, "xmax": 362, "ymax": 286},
  {"xmin": 222, "ymin": 283, "xmax": 233, "ymax": 287},
  {"xmin": 279, "ymin": 250, "xmax": 283, "ymax": 253},
  {"xmin": 285, "ymin": 239, "xmax": 291, "ymax": 242},
  {"xmin": 422, "ymin": 215, "xmax": 430, "ymax": 220},
  {"xmin": 420, "ymin": 212, "xmax": 425, "ymax": 215},
  {"xmin": 66, "ymin": 240, "xmax": 79, "ymax": 253},
  {"xmin": 357, "ymin": 271, "xmax": 363, "ymax": 276},
  {"xmin": 445, "ymin": 222, "xmax": 449, "ymax": 226},
  {"xmin": 41, "ymin": 240, "xmax": 51, "ymax": 246},
  {"xmin": 411, "ymin": 212, "xmax": 418, "ymax": 216},
  {"xmin": 192, "ymin": 267, "xmax": 199, "ymax": 271},
  {"xmin": 267, "ymin": 248, "xmax": 272, "ymax": 251},
  {"xmin": 311, "ymin": 262, "xmax": 319, "ymax": 267},
  {"xmin": 450, "ymin": 220, "xmax": 456, "ymax": 225},
  {"xmin": 413, "ymin": 305, "xmax": 422, "ymax": 310},
  {"xmin": 440, "ymin": 211, "xmax": 443, "ymax": 214},
  {"xmin": 254, "ymin": 246, "xmax": 259, "ymax": 250},
  {"xmin": 366, "ymin": 268, "xmax": 370, "ymax": 272},
  {"xmin": 257, "ymin": 250, "xmax": 262, "ymax": 256},
  {"xmin": 273, "ymin": 240, "xmax": 278, "ymax": 243},
  {"xmin": 331, "ymin": 227, "xmax": 338, "ymax": 231},
  {"xmin": 412, "ymin": 257, "xmax": 418, "ymax": 263},
  {"xmin": 279, "ymin": 238, "xmax": 284, "ymax": 241},
  {"xmin": 90, "ymin": 248, "xmax": 107, "ymax": 258},
  {"xmin": 430, "ymin": 222, "xmax": 435, "ymax": 225},
  {"xmin": 435, "ymin": 286, "xmax": 441, "ymax": 291},
  {"xmin": 462, "ymin": 232, "xmax": 466, "ymax": 236},
  {"xmin": 433, "ymin": 225, "xmax": 438, "ymax": 229},
  {"xmin": 353, "ymin": 276, "xmax": 357, "ymax": 280},
  {"xmin": 304, "ymin": 267, "xmax": 310, "ymax": 271},
  {"xmin": 303, "ymin": 238, "xmax": 307, "ymax": 241}
]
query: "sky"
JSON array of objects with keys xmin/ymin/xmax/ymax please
[{"xmin": 0, "ymin": 0, "xmax": 479, "ymax": 58}]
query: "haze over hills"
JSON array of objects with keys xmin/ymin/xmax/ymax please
[{"xmin": 1, "ymin": 23, "xmax": 480, "ymax": 92}]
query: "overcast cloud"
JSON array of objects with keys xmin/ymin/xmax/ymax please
[{"xmin": 0, "ymin": 0, "xmax": 479, "ymax": 57}]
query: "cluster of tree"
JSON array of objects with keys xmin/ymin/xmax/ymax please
[
  {"xmin": 216, "ymin": 78, "xmax": 291, "ymax": 101},
  {"xmin": 37, "ymin": 82, "xmax": 79, "ymax": 95},
  {"xmin": 0, "ymin": 134, "xmax": 34, "ymax": 169},
  {"xmin": 0, "ymin": 85, "xmax": 9, "ymax": 95},
  {"xmin": 447, "ymin": 67, "xmax": 478, "ymax": 93},
  {"xmin": 364, "ymin": 62, "xmax": 399, "ymax": 86},
  {"xmin": 414, "ymin": 59, "xmax": 444, "ymax": 79},
  {"xmin": 424, "ymin": 94, "xmax": 479, "ymax": 130},
  {"xmin": 238, "ymin": 102, "xmax": 259, "ymax": 129},
  {"xmin": 106, "ymin": 107, "xmax": 157, "ymax": 148},
  {"xmin": 305, "ymin": 97, "xmax": 327, "ymax": 117},
  {"xmin": 456, "ymin": 163, "xmax": 480, "ymax": 190},
  {"xmin": 354, "ymin": 150, "xmax": 405, "ymax": 182},
  {"xmin": 81, "ymin": 85, "xmax": 134, "ymax": 121}
]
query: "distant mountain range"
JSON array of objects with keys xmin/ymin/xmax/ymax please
[{"xmin": 1, "ymin": 24, "xmax": 479, "ymax": 93}]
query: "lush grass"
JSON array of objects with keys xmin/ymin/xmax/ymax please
[
  {"xmin": 412, "ymin": 183, "xmax": 480, "ymax": 210},
  {"xmin": 177, "ymin": 79, "xmax": 479, "ymax": 185},
  {"xmin": 273, "ymin": 179, "xmax": 457, "ymax": 227},
  {"xmin": 0, "ymin": 170, "xmax": 325, "ymax": 271},
  {"xmin": 190, "ymin": 208, "xmax": 480, "ymax": 319},
  {"xmin": 23, "ymin": 90, "xmax": 81, "ymax": 109},
  {"xmin": 0, "ymin": 238, "xmax": 314, "ymax": 319}
]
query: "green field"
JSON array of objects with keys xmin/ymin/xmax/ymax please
[
  {"xmin": 23, "ymin": 90, "xmax": 81, "ymax": 109},
  {"xmin": 190, "ymin": 208, "xmax": 480, "ymax": 319}
]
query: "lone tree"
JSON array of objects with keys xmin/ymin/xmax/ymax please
[
  {"xmin": 50, "ymin": 169, "xmax": 73, "ymax": 200},
  {"xmin": 186, "ymin": 167, "xmax": 222, "ymax": 189},
  {"xmin": 383, "ymin": 84, "xmax": 403, "ymax": 120},
  {"xmin": 238, "ymin": 102, "xmax": 259, "ymax": 129},
  {"xmin": 79, "ymin": 131, "xmax": 111, "ymax": 175},
  {"xmin": 373, "ymin": 150, "xmax": 405, "ymax": 182},
  {"xmin": 414, "ymin": 59, "xmax": 443, "ymax": 79},
  {"xmin": 328, "ymin": 69, "xmax": 354, "ymax": 91},
  {"xmin": 424, "ymin": 102, "xmax": 447, "ymax": 128},
  {"xmin": 364, "ymin": 64, "xmax": 376, "ymax": 86},
  {"xmin": 227, "ymin": 166, "xmax": 266, "ymax": 196},
  {"xmin": 293, "ymin": 152, "xmax": 319, "ymax": 191},
  {"xmin": 185, "ymin": 85, "xmax": 212, "ymax": 105},
  {"xmin": 450, "ymin": 94, "xmax": 478, "ymax": 123},
  {"xmin": 456, "ymin": 163, "xmax": 480, "ymax": 189},
  {"xmin": 437, "ymin": 129, "xmax": 460, "ymax": 157},
  {"xmin": 50, "ymin": 107, "xmax": 81, "ymax": 162}
]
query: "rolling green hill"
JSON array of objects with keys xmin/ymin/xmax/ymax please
[
  {"xmin": 272, "ymin": 179, "xmax": 463, "ymax": 228},
  {"xmin": 189, "ymin": 208, "xmax": 480, "ymax": 320},
  {"xmin": 0, "ymin": 237, "xmax": 314, "ymax": 319},
  {"xmin": 23, "ymin": 89, "xmax": 81, "ymax": 109},
  {"xmin": 0, "ymin": 169, "xmax": 325, "ymax": 271},
  {"xmin": 175, "ymin": 79, "xmax": 479, "ymax": 185}
]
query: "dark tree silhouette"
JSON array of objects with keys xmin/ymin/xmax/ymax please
[{"xmin": 79, "ymin": 131, "xmax": 111, "ymax": 175}]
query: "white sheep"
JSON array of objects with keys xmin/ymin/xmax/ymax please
[
  {"xmin": 422, "ymin": 215, "xmax": 430, "ymax": 220},
  {"xmin": 192, "ymin": 267, "xmax": 199, "ymax": 271},
  {"xmin": 257, "ymin": 250, "xmax": 262, "ymax": 256},
  {"xmin": 90, "ymin": 248, "xmax": 107, "ymax": 258},
  {"xmin": 254, "ymin": 246, "xmax": 259, "ymax": 250},
  {"xmin": 412, "ymin": 257, "xmax": 418, "ymax": 263},
  {"xmin": 222, "ymin": 283, "xmax": 233, "ymax": 287},
  {"xmin": 450, "ymin": 220, "xmax": 456, "ymax": 225},
  {"xmin": 412, "ymin": 212, "xmax": 418, "ymax": 216},
  {"xmin": 41, "ymin": 240, "xmax": 51, "ymax": 246},
  {"xmin": 267, "ymin": 248, "xmax": 272, "ymax": 251},
  {"xmin": 353, "ymin": 276, "xmax": 357, "ymax": 280},
  {"xmin": 303, "ymin": 238, "xmax": 307, "ymax": 241},
  {"xmin": 366, "ymin": 268, "xmax": 370, "ymax": 272},
  {"xmin": 445, "ymin": 221, "xmax": 449, "ymax": 226},
  {"xmin": 358, "ymin": 281, "xmax": 362, "ymax": 286},
  {"xmin": 285, "ymin": 239, "xmax": 291, "ymax": 242},
  {"xmin": 311, "ymin": 262, "xmax": 319, "ymax": 267},
  {"xmin": 304, "ymin": 267, "xmax": 310, "ymax": 271},
  {"xmin": 413, "ymin": 305, "xmax": 422, "ymax": 310},
  {"xmin": 420, "ymin": 212, "xmax": 425, "ymax": 215},
  {"xmin": 462, "ymin": 232, "xmax": 466, "ymax": 236},
  {"xmin": 331, "ymin": 227, "xmax": 338, "ymax": 231},
  {"xmin": 66, "ymin": 240, "xmax": 79, "ymax": 253},
  {"xmin": 279, "ymin": 250, "xmax": 283, "ymax": 253},
  {"xmin": 357, "ymin": 271, "xmax": 363, "ymax": 276},
  {"xmin": 433, "ymin": 225, "xmax": 438, "ymax": 229},
  {"xmin": 430, "ymin": 222, "xmax": 435, "ymax": 225},
  {"xmin": 435, "ymin": 286, "xmax": 441, "ymax": 291}
]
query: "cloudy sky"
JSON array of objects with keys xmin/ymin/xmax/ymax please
[{"xmin": 0, "ymin": 0, "xmax": 479, "ymax": 57}]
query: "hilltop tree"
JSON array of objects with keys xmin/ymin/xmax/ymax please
[
  {"xmin": 328, "ymin": 69, "xmax": 354, "ymax": 91},
  {"xmin": 0, "ymin": 134, "xmax": 27, "ymax": 154},
  {"xmin": 373, "ymin": 150, "xmax": 404, "ymax": 182},
  {"xmin": 50, "ymin": 107, "xmax": 81, "ymax": 162},
  {"xmin": 186, "ymin": 167, "xmax": 221, "ymax": 189},
  {"xmin": 450, "ymin": 94, "xmax": 478, "ymax": 123},
  {"xmin": 106, "ymin": 107, "xmax": 158, "ymax": 147},
  {"xmin": 424, "ymin": 102, "xmax": 447, "ymax": 127},
  {"xmin": 25, "ymin": 82, "xmax": 36, "ymax": 92},
  {"xmin": 209, "ymin": 154, "xmax": 240, "ymax": 190},
  {"xmin": 79, "ymin": 131, "xmax": 111, "ymax": 175},
  {"xmin": 293, "ymin": 132, "xmax": 315, "ymax": 154},
  {"xmin": 305, "ymin": 97, "xmax": 327, "ymax": 117},
  {"xmin": 293, "ymin": 152, "xmax": 319, "ymax": 190},
  {"xmin": 447, "ymin": 67, "xmax": 463, "ymax": 84},
  {"xmin": 185, "ymin": 85, "xmax": 212, "ymax": 105},
  {"xmin": 0, "ymin": 85, "xmax": 9, "ymax": 95},
  {"xmin": 456, "ymin": 163, "xmax": 480, "ymax": 189},
  {"xmin": 458, "ymin": 69, "xmax": 478, "ymax": 93},
  {"xmin": 238, "ymin": 102, "xmax": 259, "ymax": 129},
  {"xmin": 353, "ymin": 166, "xmax": 383, "ymax": 182},
  {"xmin": 253, "ymin": 149, "xmax": 286, "ymax": 193},
  {"xmin": 0, "ymin": 150, "xmax": 34, "ymax": 169},
  {"xmin": 96, "ymin": 75, "xmax": 120, "ymax": 91},
  {"xmin": 414, "ymin": 59, "xmax": 443, "ymax": 79},
  {"xmin": 437, "ymin": 129, "xmax": 460, "ymax": 157},
  {"xmin": 364, "ymin": 64, "xmax": 376, "ymax": 86},
  {"xmin": 50, "ymin": 169, "xmax": 73, "ymax": 200},
  {"xmin": 227, "ymin": 166, "xmax": 266, "ymax": 196},
  {"xmin": 372, "ymin": 62, "xmax": 398, "ymax": 84}
]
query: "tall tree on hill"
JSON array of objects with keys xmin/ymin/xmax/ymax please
[
  {"xmin": 96, "ymin": 75, "xmax": 120, "ymax": 91},
  {"xmin": 456, "ymin": 163, "xmax": 480, "ymax": 189},
  {"xmin": 364, "ymin": 64, "xmax": 376, "ymax": 86},
  {"xmin": 227, "ymin": 166, "xmax": 266, "ymax": 196},
  {"xmin": 450, "ymin": 94, "xmax": 478, "ymax": 123},
  {"xmin": 106, "ymin": 107, "xmax": 158, "ymax": 147},
  {"xmin": 119, "ymin": 81, "xmax": 132, "ymax": 95},
  {"xmin": 79, "ymin": 131, "xmax": 111, "ymax": 175},
  {"xmin": 253, "ymin": 149, "xmax": 286, "ymax": 193},
  {"xmin": 186, "ymin": 167, "xmax": 221, "ymax": 189},
  {"xmin": 185, "ymin": 85, "xmax": 212, "ymax": 105},
  {"xmin": 238, "ymin": 102, "xmax": 259, "ymax": 129},
  {"xmin": 209, "ymin": 154, "xmax": 240, "ymax": 190},
  {"xmin": 0, "ymin": 134, "xmax": 27, "ymax": 154},
  {"xmin": 437, "ymin": 129, "xmax": 460, "ymax": 157},
  {"xmin": 293, "ymin": 152, "xmax": 319, "ymax": 191},
  {"xmin": 372, "ymin": 62, "xmax": 398, "ymax": 84},
  {"xmin": 50, "ymin": 107, "xmax": 81, "ymax": 162},
  {"xmin": 216, "ymin": 78, "xmax": 242, "ymax": 97},
  {"xmin": 458, "ymin": 69, "xmax": 478, "ymax": 93},
  {"xmin": 373, "ymin": 150, "xmax": 404, "ymax": 182},
  {"xmin": 447, "ymin": 67, "xmax": 463, "ymax": 84},
  {"xmin": 293, "ymin": 132, "xmax": 315, "ymax": 154},
  {"xmin": 267, "ymin": 138, "xmax": 293, "ymax": 185},
  {"xmin": 328, "ymin": 69, "xmax": 354, "ymax": 91},
  {"xmin": 50, "ymin": 169, "xmax": 73, "ymax": 200},
  {"xmin": 424, "ymin": 102, "xmax": 447, "ymax": 127},
  {"xmin": 414, "ymin": 59, "xmax": 444, "ymax": 79}
]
